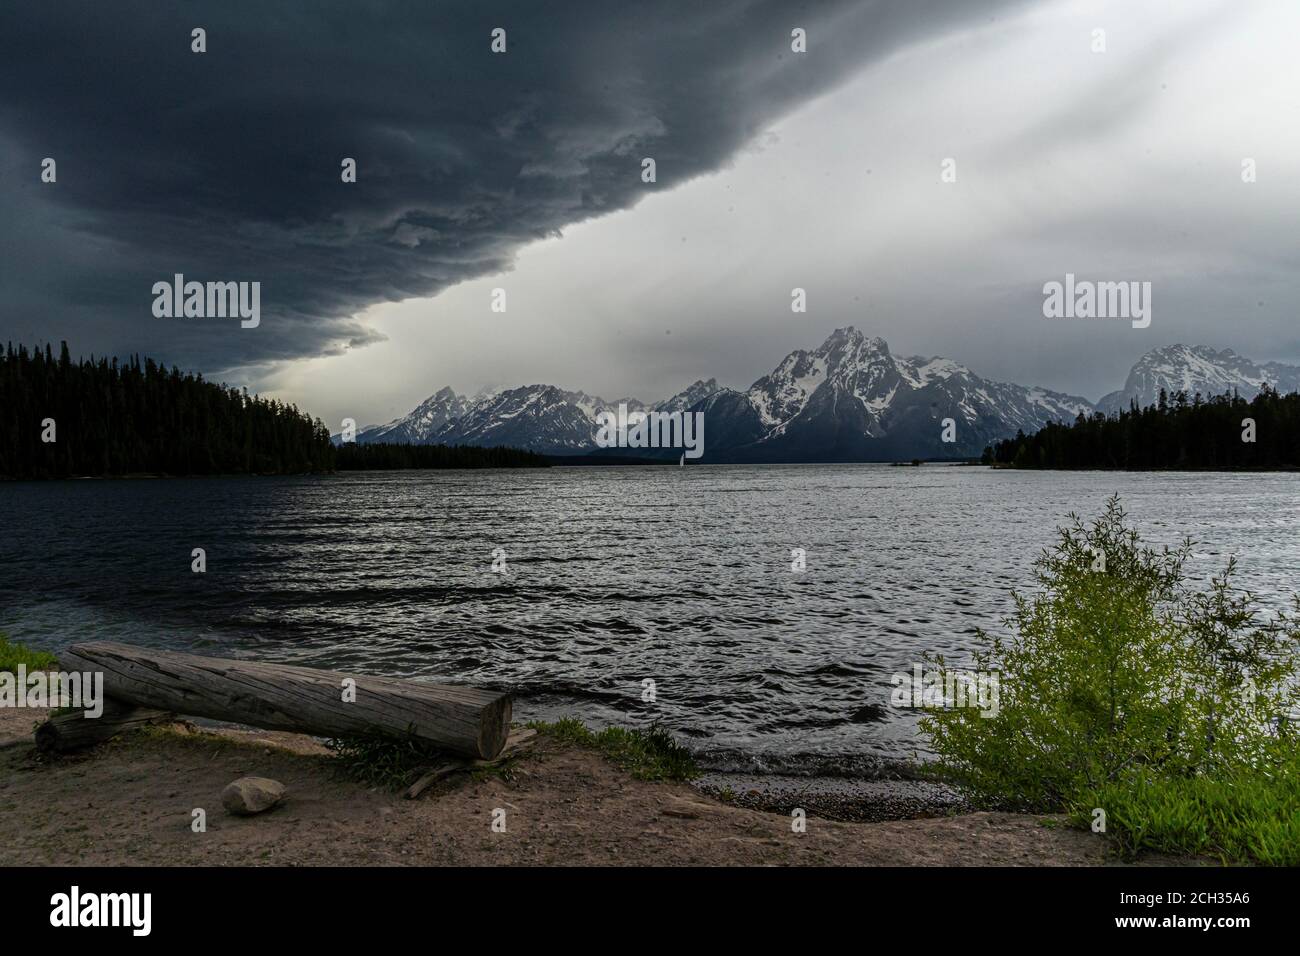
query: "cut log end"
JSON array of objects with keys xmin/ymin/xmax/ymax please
[{"xmin": 477, "ymin": 696, "xmax": 512, "ymax": 760}]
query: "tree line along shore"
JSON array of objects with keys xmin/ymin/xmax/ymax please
[
  {"xmin": 5, "ymin": 342, "xmax": 1300, "ymax": 477},
  {"xmin": 984, "ymin": 386, "xmax": 1300, "ymax": 470},
  {"xmin": 0, "ymin": 342, "xmax": 545, "ymax": 478}
]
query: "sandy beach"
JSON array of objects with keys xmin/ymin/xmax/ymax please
[{"xmin": 0, "ymin": 707, "xmax": 1198, "ymax": 867}]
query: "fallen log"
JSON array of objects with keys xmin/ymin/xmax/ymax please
[
  {"xmin": 59, "ymin": 642, "xmax": 511, "ymax": 760},
  {"xmin": 34, "ymin": 698, "xmax": 173, "ymax": 754}
]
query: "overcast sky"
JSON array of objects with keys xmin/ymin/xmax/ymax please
[{"xmin": 2, "ymin": 0, "xmax": 1296, "ymax": 429}]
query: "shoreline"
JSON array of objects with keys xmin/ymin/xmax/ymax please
[{"xmin": 0, "ymin": 706, "xmax": 1200, "ymax": 867}]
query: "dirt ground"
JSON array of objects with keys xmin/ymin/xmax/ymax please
[{"xmin": 0, "ymin": 707, "xmax": 1196, "ymax": 866}]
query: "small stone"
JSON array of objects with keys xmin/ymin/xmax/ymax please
[{"xmin": 221, "ymin": 776, "xmax": 286, "ymax": 816}]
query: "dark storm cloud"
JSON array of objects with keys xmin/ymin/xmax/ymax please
[{"xmin": 0, "ymin": 0, "xmax": 1024, "ymax": 373}]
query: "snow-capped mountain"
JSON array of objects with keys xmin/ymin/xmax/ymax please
[
  {"xmin": 426, "ymin": 385, "xmax": 643, "ymax": 453},
  {"xmin": 355, "ymin": 380, "xmax": 721, "ymax": 453},
  {"xmin": 653, "ymin": 378, "xmax": 722, "ymax": 413},
  {"xmin": 687, "ymin": 327, "xmax": 1093, "ymax": 461},
  {"xmin": 1096, "ymin": 344, "xmax": 1300, "ymax": 414},
  {"xmin": 354, "ymin": 386, "xmax": 470, "ymax": 444}
]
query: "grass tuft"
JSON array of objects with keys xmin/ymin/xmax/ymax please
[
  {"xmin": 529, "ymin": 718, "xmax": 699, "ymax": 782},
  {"xmin": 0, "ymin": 635, "xmax": 58, "ymax": 674}
]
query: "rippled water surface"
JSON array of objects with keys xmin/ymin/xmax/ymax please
[{"xmin": 2, "ymin": 466, "xmax": 1297, "ymax": 773}]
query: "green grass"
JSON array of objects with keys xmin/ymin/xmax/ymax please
[
  {"xmin": 1070, "ymin": 760, "xmax": 1300, "ymax": 865},
  {"xmin": 0, "ymin": 635, "xmax": 58, "ymax": 674},
  {"xmin": 529, "ymin": 718, "xmax": 699, "ymax": 782}
]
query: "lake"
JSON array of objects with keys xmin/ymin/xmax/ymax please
[{"xmin": 2, "ymin": 465, "xmax": 1297, "ymax": 775}]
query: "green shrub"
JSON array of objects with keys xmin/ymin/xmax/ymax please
[{"xmin": 920, "ymin": 496, "xmax": 1300, "ymax": 829}]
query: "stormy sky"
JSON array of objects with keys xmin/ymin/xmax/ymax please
[{"xmin": 2, "ymin": 0, "xmax": 1296, "ymax": 429}]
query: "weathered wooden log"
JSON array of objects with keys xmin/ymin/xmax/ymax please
[
  {"xmin": 60, "ymin": 641, "xmax": 512, "ymax": 760},
  {"xmin": 34, "ymin": 697, "xmax": 173, "ymax": 754},
  {"xmin": 403, "ymin": 759, "xmax": 466, "ymax": 800}
]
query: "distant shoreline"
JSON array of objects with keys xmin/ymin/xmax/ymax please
[
  {"xmin": 9, "ymin": 460, "xmax": 1300, "ymax": 480},
  {"xmin": 989, "ymin": 464, "xmax": 1300, "ymax": 473}
]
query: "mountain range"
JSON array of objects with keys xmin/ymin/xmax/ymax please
[{"xmin": 349, "ymin": 331, "xmax": 1300, "ymax": 461}]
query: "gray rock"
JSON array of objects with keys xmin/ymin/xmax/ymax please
[{"xmin": 221, "ymin": 776, "xmax": 287, "ymax": 816}]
